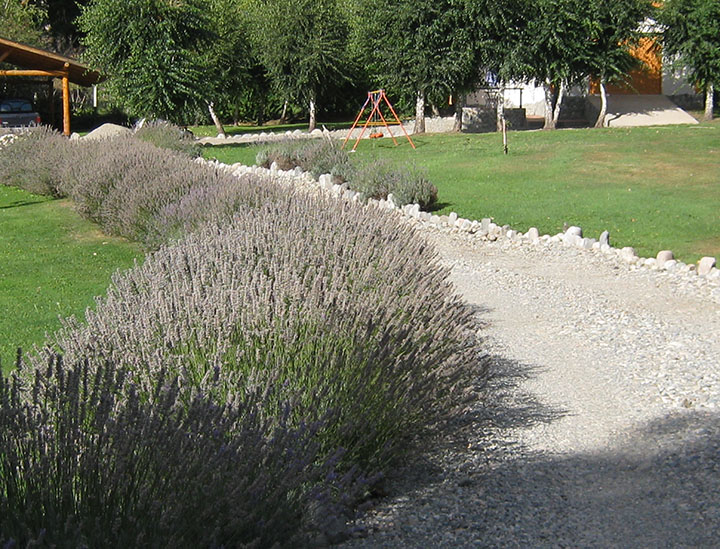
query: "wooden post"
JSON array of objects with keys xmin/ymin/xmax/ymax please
[
  {"xmin": 502, "ymin": 117, "xmax": 508, "ymax": 155},
  {"xmin": 62, "ymin": 63, "xmax": 70, "ymax": 136}
]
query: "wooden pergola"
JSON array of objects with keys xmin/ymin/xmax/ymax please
[{"xmin": 0, "ymin": 36, "xmax": 103, "ymax": 136}]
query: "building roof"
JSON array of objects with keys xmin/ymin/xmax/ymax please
[{"xmin": 0, "ymin": 36, "xmax": 103, "ymax": 87}]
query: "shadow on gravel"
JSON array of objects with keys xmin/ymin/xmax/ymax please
[
  {"xmin": 344, "ymin": 348, "xmax": 720, "ymax": 547},
  {"xmin": 474, "ymin": 410, "xmax": 720, "ymax": 547}
]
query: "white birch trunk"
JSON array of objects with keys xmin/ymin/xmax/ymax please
[
  {"xmin": 414, "ymin": 90, "xmax": 425, "ymax": 134},
  {"xmin": 595, "ymin": 80, "xmax": 608, "ymax": 128},
  {"xmin": 704, "ymin": 83, "xmax": 714, "ymax": 121},
  {"xmin": 207, "ymin": 101, "xmax": 226, "ymax": 137},
  {"xmin": 452, "ymin": 93, "xmax": 464, "ymax": 132},
  {"xmin": 543, "ymin": 81, "xmax": 555, "ymax": 130},
  {"xmin": 308, "ymin": 96, "xmax": 316, "ymax": 132},
  {"xmin": 551, "ymin": 81, "xmax": 566, "ymax": 128}
]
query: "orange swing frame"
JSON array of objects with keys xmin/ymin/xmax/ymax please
[{"xmin": 342, "ymin": 90, "xmax": 416, "ymax": 151}]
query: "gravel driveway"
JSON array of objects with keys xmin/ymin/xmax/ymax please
[{"xmin": 341, "ymin": 226, "xmax": 720, "ymax": 547}]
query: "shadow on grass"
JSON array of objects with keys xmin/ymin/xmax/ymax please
[
  {"xmin": 0, "ymin": 198, "xmax": 52, "ymax": 209},
  {"xmin": 427, "ymin": 201, "xmax": 451, "ymax": 213}
]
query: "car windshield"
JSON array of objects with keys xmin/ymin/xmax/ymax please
[{"xmin": 0, "ymin": 100, "xmax": 33, "ymax": 113}]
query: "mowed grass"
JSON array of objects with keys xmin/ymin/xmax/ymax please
[
  {"xmin": 0, "ymin": 186, "xmax": 141, "ymax": 373},
  {"xmin": 203, "ymin": 123, "xmax": 720, "ymax": 263}
]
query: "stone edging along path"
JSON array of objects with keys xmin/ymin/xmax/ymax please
[{"xmin": 198, "ymin": 157, "xmax": 720, "ymax": 302}]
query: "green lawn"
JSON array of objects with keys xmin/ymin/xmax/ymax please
[
  {"xmin": 203, "ymin": 123, "xmax": 720, "ymax": 263},
  {"xmin": 0, "ymin": 187, "xmax": 141, "ymax": 373}
]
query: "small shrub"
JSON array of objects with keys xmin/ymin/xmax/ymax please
[
  {"xmin": 351, "ymin": 159, "xmax": 438, "ymax": 209},
  {"xmin": 0, "ymin": 126, "xmax": 70, "ymax": 197},
  {"xmin": 1, "ymin": 354, "xmax": 351, "ymax": 546},
  {"xmin": 257, "ymin": 137, "xmax": 354, "ymax": 179},
  {"xmin": 134, "ymin": 120, "xmax": 200, "ymax": 158}
]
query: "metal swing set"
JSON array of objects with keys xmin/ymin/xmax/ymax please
[{"xmin": 341, "ymin": 89, "xmax": 416, "ymax": 152}]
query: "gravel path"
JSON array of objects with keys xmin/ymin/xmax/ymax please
[{"xmin": 340, "ymin": 225, "xmax": 720, "ymax": 547}]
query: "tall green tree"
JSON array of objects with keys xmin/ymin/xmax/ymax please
[
  {"xmin": 78, "ymin": 0, "xmax": 213, "ymax": 123},
  {"xmin": 661, "ymin": 0, "xmax": 720, "ymax": 121},
  {"xmin": 509, "ymin": 0, "xmax": 590, "ymax": 129},
  {"xmin": 249, "ymin": 0, "xmax": 351, "ymax": 131},
  {"xmin": 583, "ymin": 0, "xmax": 655, "ymax": 127},
  {"xmin": 351, "ymin": 0, "xmax": 480, "ymax": 133}
]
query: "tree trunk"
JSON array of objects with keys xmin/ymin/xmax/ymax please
[
  {"xmin": 452, "ymin": 92, "xmax": 464, "ymax": 132},
  {"xmin": 308, "ymin": 95, "xmax": 317, "ymax": 132},
  {"xmin": 543, "ymin": 81, "xmax": 555, "ymax": 130},
  {"xmin": 704, "ymin": 83, "xmax": 714, "ymax": 121},
  {"xmin": 496, "ymin": 87, "xmax": 505, "ymax": 132},
  {"xmin": 595, "ymin": 80, "xmax": 608, "ymax": 128},
  {"xmin": 279, "ymin": 99, "xmax": 289, "ymax": 124},
  {"xmin": 414, "ymin": 90, "xmax": 425, "ymax": 134},
  {"xmin": 551, "ymin": 81, "xmax": 566, "ymax": 129},
  {"xmin": 207, "ymin": 101, "xmax": 226, "ymax": 137}
]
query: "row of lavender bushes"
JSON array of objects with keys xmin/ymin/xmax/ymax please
[
  {"xmin": 256, "ymin": 139, "xmax": 439, "ymax": 209},
  {"xmin": 0, "ymin": 126, "xmax": 483, "ymax": 544}
]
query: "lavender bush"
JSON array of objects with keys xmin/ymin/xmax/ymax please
[
  {"xmin": 38, "ymin": 193, "xmax": 482, "ymax": 470},
  {"xmin": 134, "ymin": 120, "xmax": 200, "ymax": 158},
  {"xmin": 60, "ymin": 137, "xmax": 279, "ymax": 247},
  {"xmin": 0, "ymin": 126, "xmax": 70, "ymax": 197},
  {"xmin": 351, "ymin": 159, "xmax": 438, "ymax": 209},
  {"xmin": 256, "ymin": 140, "xmax": 438, "ymax": 208},
  {"xmin": 1, "ymin": 354, "xmax": 354, "ymax": 546},
  {"xmin": 257, "ymin": 137, "xmax": 354, "ymax": 181}
]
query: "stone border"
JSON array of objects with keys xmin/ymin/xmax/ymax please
[{"xmin": 199, "ymin": 157, "xmax": 720, "ymax": 292}]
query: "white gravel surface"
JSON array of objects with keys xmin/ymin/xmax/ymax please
[{"xmin": 340, "ymin": 225, "xmax": 720, "ymax": 547}]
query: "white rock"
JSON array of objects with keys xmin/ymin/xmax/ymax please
[
  {"xmin": 657, "ymin": 250, "xmax": 674, "ymax": 263},
  {"xmin": 644, "ymin": 258, "xmax": 657, "ymax": 267},
  {"xmin": 663, "ymin": 259, "xmax": 678, "ymax": 271},
  {"xmin": 387, "ymin": 193, "xmax": 396, "ymax": 209},
  {"xmin": 599, "ymin": 230, "xmax": 610, "ymax": 246},
  {"xmin": 566, "ymin": 226, "xmax": 583, "ymax": 237},
  {"xmin": 698, "ymin": 256, "xmax": 717, "ymax": 276},
  {"xmin": 620, "ymin": 247, "xmax": 637, "ymax": 263},
  {"xmin": 526, "ymin": 227, "xmax": 540, "ymax": 240},
  {"xmin": 449, "ymin": 212, "xmax": 458, "ymax": 224},
  {"xmin": 506, "ymin": 229, "xmax": 517, "ymax": 239}
]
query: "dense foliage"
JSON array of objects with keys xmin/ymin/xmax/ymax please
[
  {"xmin": 0, "ymin": 354, "xmax": 349, "ymax": 546},
  {"xmin": 77, "ymin": 0, "xmax": 213, "ymax": 121},
  {"xmin": 660, "ymin": 0, "xmax": 720, "ymax": 120}
]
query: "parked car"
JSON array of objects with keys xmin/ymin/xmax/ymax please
[{"xmin": 0, "ymin": 99, "xmax": 42, "ymax": 128}]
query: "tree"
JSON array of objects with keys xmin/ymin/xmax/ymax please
[
  {"xmin": 351, "ymin": 0, "xmax": 480, "ymax": 133},
  {"xmin": 78, "ymin": 0, "xmax": 213, "ymax": 123},
  {"xmin": 509, "ymin": 0, "xmax": 590, "ymax": 129},
  {"xmin": 249, "ymin": 0, "xmax": 351, "ymax": 132},
  {"xmin": 0, "ymin": 0, "xmax": 47, "ymax": 47},
  {"xmin": 661, "ymin": 0, "xmax": 720, "ymax": 121},
  {"xmin": 583, "ymin": 0, "xmax": 655, "ymax": 127}
]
